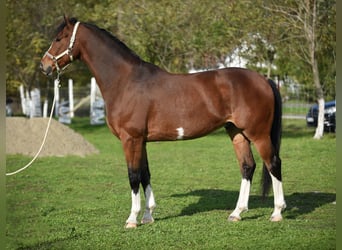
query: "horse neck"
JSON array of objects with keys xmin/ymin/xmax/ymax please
[{"xmin": 78, "ymin": 25, "xmax": 139, "ymax": 97}]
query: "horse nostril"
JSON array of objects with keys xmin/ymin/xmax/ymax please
[
  {"xmin": 46, "ymin": 66, "xmax": 52, "ymax": 76},
  {"xmin": 40, "ymin": 62, "xmax": 52, "ymax": 76}
]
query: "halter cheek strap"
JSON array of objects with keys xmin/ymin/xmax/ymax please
[{"xmin": 44, "ymin": 21, "xmax": 81, "ymax": 73}]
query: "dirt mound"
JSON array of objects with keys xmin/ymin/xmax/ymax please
[{"xmin": 6, "ymin": 117, "xmax": 99, "ymax": 157}]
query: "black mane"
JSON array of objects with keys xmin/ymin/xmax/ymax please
[
  {"xmin": 55, "ymin": 17, "xmax": 143, "ymax": 64},
  {"xmin": 84, "ymin": 22, "xmax": 142, "ymax": 62}
]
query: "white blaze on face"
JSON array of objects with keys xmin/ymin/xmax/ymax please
[{"xmin": 176, "ymin": 127, "xmax": 184, "ymax": 140}]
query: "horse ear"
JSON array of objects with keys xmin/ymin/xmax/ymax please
[{"xmin": 64, "ymin": 14, "xmax": 70, "ymax": 26}]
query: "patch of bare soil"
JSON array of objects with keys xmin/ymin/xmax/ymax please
[{"xmin": 6, "ymin": 117, "xmax": 99, "ymax": 157}]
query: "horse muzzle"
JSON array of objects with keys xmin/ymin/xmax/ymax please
[{"xmin": 40, "ymin": 62, "xmax": 53, "ymax": 76}]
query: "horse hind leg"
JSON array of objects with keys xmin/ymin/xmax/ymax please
[
  {"xmin": 268, "ymin": 155, "xmax": 286, "ymax": 221},
  {"xmin": 254, "ymin": 137, "xmax": 286, "ymax": 221},
  {"xmin": 226, "ymin": 124, "xmax": 256, "ymax": 221}
]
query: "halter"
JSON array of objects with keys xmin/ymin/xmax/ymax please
[{"xmin": 44, "ymin": 21, "xmax": 80, "ymax": 74}]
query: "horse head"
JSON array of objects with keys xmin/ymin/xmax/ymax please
[{"xmin": 40, "ymin": 15, "xmax": 81, "ymax": 76}]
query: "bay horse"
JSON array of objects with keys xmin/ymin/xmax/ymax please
[{"xmin": 40, "ymin": 16, "xmax": 286, "ymax": 228}]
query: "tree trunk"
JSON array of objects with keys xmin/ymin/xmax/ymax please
[
  {"xmin": 310, "ymin": 0, "xmax": 324, "ymax": 139},
  {"xmin": 314, "ymin": 96, "xmax": 325, "ymax": 139},
  {"xmin": 266, "ymin": 62, "xmax": 272, "ymax": 79},
  {"xmin": 311, "ymin": 44, "xmax": 324, "ymax": 139}
]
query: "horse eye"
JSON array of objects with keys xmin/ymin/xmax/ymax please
[{"xmin": 55, "ymin": 37, "xmax": 61, "ymax": 42}]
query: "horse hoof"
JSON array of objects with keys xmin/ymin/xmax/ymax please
[
  {"xmin": 125, "ymin": 222, "xmax": 138, "ymax": 229},
  {"xmin": 141, "ymin": 218, "xmax": 154, "ymax": 224},
  {"xmin": 270, "ymin": 215, "xmax": 283, "ymax": 222},
  {"xmin": 228, "ymin": 215, "xmax": 241, "ymax": 222}
]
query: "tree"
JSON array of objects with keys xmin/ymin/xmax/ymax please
[
  {"xmin": 115, "ymin": 0, "xmax": 248, "ymax": 72},
  {"xmin": 232, "ymin": 1, "xmax": 283, "ymax": 78},
  {"xmin": 6, "ymin": 0, "xmax": 51, "ymax": 94},
  {"xmin": 5, "ymin": 0, "xmax": 100, "ymax": 96},
  {"xmin": 7, "ymin": 0, "xmax": 335, "ymax": 124},
  {"xmin": 264, "ymin": 0, "xmax": 336, "ymax": 139},
  {"xmin": 6, "ymin": 0, "xmax": 251, "ymax": 80}
]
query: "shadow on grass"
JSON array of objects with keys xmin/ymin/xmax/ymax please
[
  {"xmin": 14, "ymin": 229, "xmax": 82, "ymax": 250},
  {"xmin": 158, "ymin": 189, "xmax": 335, "ymax": 221}
]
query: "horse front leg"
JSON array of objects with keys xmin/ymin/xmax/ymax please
[
  {"xmin": 122, "ymin": 136, "xmax": 144, "ymax": 228},
  {"xmin": 122, "ymin": 136, "xmax": 156, "ymax": 228},
  {"xmin": 126, "ymin": 169, "xmax": 141, "ymax": 228},
  {"xmin": 140, "ymin": 143, "xmax": 156, "ymax": 224},
  {"xmin": 141, "ymin": 184, "xmax": 156, "ymax": 224}
]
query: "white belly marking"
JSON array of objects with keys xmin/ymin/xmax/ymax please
[{"xmin": 176, "ymin": 127, "xmax": 184, "ymax": 140}]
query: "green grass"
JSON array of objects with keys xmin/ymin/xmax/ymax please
[
  {"xmin": 282, "ymin": 101, "xmax": 311, "ymax": 116},
  {"xmin": 6, "ymin": 119, "xmax": 336, "ymax": 249}
]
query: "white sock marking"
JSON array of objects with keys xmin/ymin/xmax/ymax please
[
  {"xmin": 270, "ymin": 173, "xmax": 286, "ymax": 208},
  {"xmin": 230, "ymin": 178, "xmax": 250, "ymax": 219},
  {"xmin": 270, "ymin": 173, "xmax": 286, "ymax": 220},
  {"xmin": 142, "ymin": 185, "xmax": 156, "ymax": 224},
  {"xmin": 145, "ymin": 185, "xmax": 156, "ymax": 209},
  {"xmin": 126, "ymin": 190, "xmax": 141, "ymax": 224},
  {"xmin": 236, "ymin": 178, "xmax": 250, "ymax": 210},
  {"xmin": 176, "ymin": 127, "xmax": 184, "ymax": 139}
]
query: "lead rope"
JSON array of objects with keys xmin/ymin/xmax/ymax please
[{"xmin": 6, "ymin": 76, "xmax": 60, "ymax": 176}]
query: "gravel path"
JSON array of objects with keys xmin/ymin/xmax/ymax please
[{"xmin": 6, "ymin": 117, "xmax": 99, "ymax": 157}]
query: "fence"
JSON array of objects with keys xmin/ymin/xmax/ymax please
[
  {"xmin": 9, "ymin": 77, "xmax": 318, "ymax": 123},
  {"xmin": 15, "ymin": 77, "xmax": 105, "ymax": 125}
]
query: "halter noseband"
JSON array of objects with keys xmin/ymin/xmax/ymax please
[{"xmin": 44, "ymin": 21, "xmax": 80, "ymax": 74}]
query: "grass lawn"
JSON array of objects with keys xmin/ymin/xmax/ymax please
[{"xmin": 6, "ymin": 119, "xmax": 336, "ymax": 249}]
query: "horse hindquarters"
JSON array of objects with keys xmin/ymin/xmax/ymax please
[{"xmin": 225, "ymin": 78, "xmax": 285, "ymax": 222}]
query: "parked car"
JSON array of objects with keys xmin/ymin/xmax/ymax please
[{"xmin": 306, "ymin": 100, "xmax": 336, "ymax": 132}]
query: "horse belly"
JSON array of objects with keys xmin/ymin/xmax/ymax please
[
  {"xmin": 146, "ymin": 72, "xmax": 232, "ymax": 141},
  {"xmin": 146, "ymin": 104, "xmax": 227, "ymax": 141}
]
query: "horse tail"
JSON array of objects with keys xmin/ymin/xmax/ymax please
[{"xmin": 262, "ymin": 79, "xmax": 282, "ymax": 198}]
